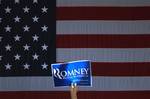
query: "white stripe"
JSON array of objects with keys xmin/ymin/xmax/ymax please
[
  {"xmin": 0, "ymin": 76, "xmax": 150, "ymax": 91},
  {"xmin": 57, "ymin": 21, "xmax": 150, "ymax": 35},
  {"xmin": 57, "ymin": 48, "xmax": 150, "ymax": 62},
  {"xmin": 57, "ymin": 0, "xmax": 150, "ymax": 7}
]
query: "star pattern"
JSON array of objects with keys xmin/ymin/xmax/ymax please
[
  {"xmin": 41, "ymin": 44, "xmax": 48, "ymax": 51},
  {"xmin": 23, "ymin": 25, "xmax": 30, "ymax": 32},
  {"xmin": 41, "ymin": 62, "xmax": 48, "ymax": 69},
  {"xmin": 32, "ymin": 53, "xmax": 39, "ymax": 60},
  {"xmin": 41, "ymin": 25, "xmax": 48, "ymax": 32},
  {"xmin": 0, "ymin": 56, "xmax": 2, "ymax": 61},
  {"xmin": 0, "ymin": 0, "xmax": 55, "ymax": 76},
  {"xmin": 23, "ymin": 6, "xmax": 30, "ymax": 13},
  {"xmin": 5, "ymin": 6, "xmax": 11, "ymax": 13},
  {"xmin": 14, "ymin": 54, "xmax": 21, "ymax": 60},
  {"xmin": 14, "ymin": 35, "xmax": 21, "ymax": 41},
  {"xmin": 0, "ymin": 36, "xmax": 3, "ymax": 42},
  {"xmin": 0, "ymin": 18, "xmax": 2, "ymax": 23},
  {"xmin": 32, "ymin": 16, "xmax": 39, "ymax": 22},
  {"xmin": 23, "ymin": 63, "xmax": 30, "ymax": 70},
  {"xmin": 41, "ymin": 6, "xmax": 48, "ymax": 13},
  {"xmin": 32, "ymin": 34, "xmax": 39, "ymax": 41},
  {"xmin": 15, "ymin": 0, "xmax": 19, "ymax": 4},
  {"xmin": 23, "ymin": 44, "xmax": 30, "ymax": 51},
  {"xmin": 5, "ymin": 25, "xmax": 12, "ymax": 32},
  {"xmin": 5, "ymin": 44, "xmax": 11, "ymax": 51},
  {"xmin": 33, "ymin": 0, "xmax": 38, "ymax": 4},
  {"xmin": 5, "ymin": 63, "xmax": 12, "ymax": 70},
  {"xmin": 14, "ymin": 16, "xmax": 21, "ymax": 22}
]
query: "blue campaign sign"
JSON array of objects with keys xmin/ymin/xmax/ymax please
[{"xmin": 51, "ymin": 60, "xmax": 92, "ymax": 87}]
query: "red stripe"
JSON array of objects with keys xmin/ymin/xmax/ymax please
[
  {"xmin": 57, "ymin": 35, "xmax": 150, "ymax": 48},
  {"xmin": 92, "ymin": 62, "xmax": 150, "ymax": 76},
  {"xmin": 57, "ymin": 7, "xmax": 150, "ymax": 20},
  {"xmin": 0, "ymin": 91, "xmax": 150, "ymax": 99}
]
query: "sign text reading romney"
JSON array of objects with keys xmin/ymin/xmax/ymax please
[
  {"xmin": 53, "ymin": 68, "xmax": 89, "ymax": 79},
  {"xmin": 51, "ymin": 60, "xmax": 92, "ymax": 87}
]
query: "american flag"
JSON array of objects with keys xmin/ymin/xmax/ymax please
[{"xmin": 1, "ymin": 0, "xmax": 150, "ymax": 99}]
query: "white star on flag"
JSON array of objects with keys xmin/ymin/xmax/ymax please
[
  {"xmin": 33, "ymin": 0, "xmax": 38, "ymax": 4},
  {"xmin": 0, "ymin": 18, "xmax": 2, "ymax": 23},
  {"xmin": 0, "ymin": 36, "xmax": 2, "ymax": 42},
  {"xmin": 14, "ymin": 35, "xmax": 21, "ymax": 41},
  {"xmin": 32, "ymin": 16, "xmax": 39, "ymax": 22},
  {"xmin": 5, "ymin": 6, "xmax": 11, "ymax": 13},
  {"xmin": 41, "ymin": 6, "xmax": 48, "ymax": 13},
  {"xmin": 15, "ymin": 0, "xmax": 20, "ymax": 4},
  {"xmin": 5, "ymin": 44, "xmax": 11, "ymax": 51},
  {"xmin": 5, "ymin": 25, "xmax": 12, "ymax": 32},
  {"xmin": 23, "ymin": 25, "xmax": 30, "ymax": 32},
  {"xmin": 41, "ymin": 25, "xmax": 48, "ymax": 32},
  {"xmin": 23, "ymin": 44, "xmax": 30, "ymax": 51},
  {"xmin": 23, "ymin": 6, "xmax": 30, "ymax": 13},
  {"xmin": 41, "ymin": 62, "xmax": 48, "ymax": 69},
  {"xmin": 14, "ymin": 16, "xmax": 21, "ymax": 22},
  {"xmin": 32, "ymin": 34, "xmax": 39, "ymax": 41},
  {"xmin": 41, "ymin": 44, "xmax": 48, "ymax": 51},
  {"xmin": 14, "ymin": 54, "xmax": 21, "ymax": 60},
  {"xmin": 23, "ymin": 63, "xmax": 30, "ymax": 70},
  {"xmin": 0, "ymin": 56, "xmax": 2, "ymax": 61},
  {"xmin": 32, "ymin": 53, "xmax": 39, "ymax": 60},
  {"xmin": 5, "ymin": 63, "xmax": 12, "ymax": 70}
]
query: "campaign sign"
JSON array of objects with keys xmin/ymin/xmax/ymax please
[{"xmin": 51, "ymin": 60, "xmax": 92, "ymax": 87}]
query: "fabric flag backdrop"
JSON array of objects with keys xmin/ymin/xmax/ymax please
[{"xmin": 1, "ymin": 0, "xmax": 150, "ymax": 99}]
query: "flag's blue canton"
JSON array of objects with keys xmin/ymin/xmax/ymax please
[{"xmin": 0, "ymin": 0, "xmax": 56, "ymax": 76}]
